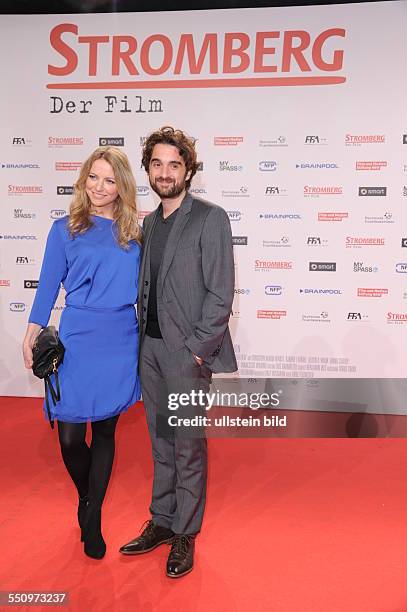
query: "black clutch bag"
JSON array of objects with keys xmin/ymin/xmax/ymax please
[{"xmin": 32, "ymin": 326, "xmax": 65, "ymax": 429}]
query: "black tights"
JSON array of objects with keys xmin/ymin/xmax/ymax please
[{"xmin": 57, "ymin": 416, "xmax": 119, "ymax": 506}]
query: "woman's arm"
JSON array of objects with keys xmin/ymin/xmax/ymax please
[{"xmin": 22, "ymin": 322, "xmax": 42, "ymax": 368}]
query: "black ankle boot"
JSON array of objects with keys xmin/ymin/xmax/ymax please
[
  {"xmin": 78, "ymin": 495, "xmax": 89, "ymax": 542},
  {"xmin": 83, "ymin": 504, "xmax": 106, "ymax": 560}
]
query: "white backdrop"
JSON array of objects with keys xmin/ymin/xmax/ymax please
[{"xmin": 1, "ymin": 1, "xmax": 407, "ymax": 399}]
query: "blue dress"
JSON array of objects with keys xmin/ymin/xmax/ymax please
[{"xmin": 29, "ymin": 216, "xmax": 141, "ymax": 423}]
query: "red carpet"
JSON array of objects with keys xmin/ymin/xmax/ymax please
[{"xmin": 1, "ymin": 396, "xmax": 407, "ymax": 612}]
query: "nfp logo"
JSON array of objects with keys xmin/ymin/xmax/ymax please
[
  {"xmin": 10, "ymin": 302, "xmax": 26, "ymax": 312},
  {"xmin": 309, "ymin": 262, "xmax": 336, "ymax": 272},
  {"xmin": 227, "ymin": 211, "xmax": 242, "ymax": 222},
  {"xmin": 265, "ymin": 285, "xmax": 282, "ymax": 296},
  {"xmin": 396, "ymin": 263, "xmax": 407, "ymax": 273},
  {"xmin": 259, "ymin": 161, "xmax": 277, "ymax": 172},
  {"xmin": 358, "ymin": 187, "xmax": 387, "ymax": 196},
  {"xmin": 136, "ymin": 186, "xmax": 150, "ymax": 196},
  {"xmin": 50, "ymin": 209, "xmax": 66, "ymax": 219}
]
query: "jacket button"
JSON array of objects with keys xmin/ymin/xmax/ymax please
[
  {"xmin": 145, "ymin": 281, "xmax": 149, "ymax": 286},
  {"xmin": 144, "ymin": 294, "xmax": 147, "ymax": 298},
  {"xmin": 143, "ymin": 307, "xmax": 146, "ymax": 311}
]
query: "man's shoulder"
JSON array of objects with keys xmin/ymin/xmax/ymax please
[{"xmin": 189, "ymin": 194, "xmax": 227, "ymax": 220}]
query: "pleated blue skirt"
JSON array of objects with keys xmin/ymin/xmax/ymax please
[{"xmin": 45, "ymin": 305, "xmax": 140, "ymax": 423}]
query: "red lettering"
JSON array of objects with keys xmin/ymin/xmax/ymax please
[
  {"xmin": 223, "ymin": 33, "xmax": 250, "ymax": 73},
  {"xmin": 78, "ymin": 35, "xmax": 110, "ymax": 76},
  {"xmin": 174, "ymin": 33, "xmax": 218, "ymax": 74},
  {"xmin": 112, "ymin": 36, "xmax": 139, "ymax": 76},
  {"xmin": 140, "ymin": 35, "xmax": 173, "ymax": 75},
  {"xmin": 312, "ymin": 28, "xmax": 345, "ymax": 71},
  {"xmin": 48, "ymin": 23, "xmax": 78, "ymax": 76},
  {"xmin": 282, "ymin": 31, "xmax": 311, "ymax": 72},
  {"xmin": 254, "ymin": 32, "xmax": 279, "ymax": 73}
]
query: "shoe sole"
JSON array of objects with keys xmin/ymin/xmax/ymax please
[
  {"xmin": 166, "ymin": 565, "xmax": 194, "ymax": 579},
  {"xmin": 119, "ymin": 537, "xmax": 174, "ymax": 555}
]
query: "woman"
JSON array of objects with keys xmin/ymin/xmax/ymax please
[{"xmin": 22, "ymin": 146, "xmax": 142, "ymax": 560}]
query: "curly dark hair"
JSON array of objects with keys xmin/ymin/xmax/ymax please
[{"xmin": 141, "ymin": 126, "xmax": 199, "ymax": 190}]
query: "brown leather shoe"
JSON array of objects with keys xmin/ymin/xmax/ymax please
[
  {"xmin": 166, "ymin": 535, "xmax": 195, "ymax": 578},
  {"xmin": 119, "ymin": 520, "xmax": 174, "ymax": 555}
]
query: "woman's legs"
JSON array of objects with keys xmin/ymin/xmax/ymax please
[{"xmin": 57, "ymin": 415, "xmax": 120, "ymax": 559}]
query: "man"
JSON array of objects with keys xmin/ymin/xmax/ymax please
[{"xmin": 119, "ymin": 126, "xmax": 237, "ymax": 577}]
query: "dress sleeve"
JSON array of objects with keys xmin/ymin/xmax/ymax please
[{"xmin": 29, "ymin": 221, "xmax": 68, "ymax": 327}]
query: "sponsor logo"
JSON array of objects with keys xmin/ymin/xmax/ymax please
[
  {"xmin": 136, "ymin": 185, "xmax": 150, "ymax": 196},
  {"xmin": 265, "ymin": 186, "xmax": 287, "ymax": 196},
  {"xmin": 16, "ymin": 256, "xmax": 35, "ymax": 265},
  {"xmin": 259, "ymin": 161, "xmax": 277, "ymax": 171},
  {"xmin": 357, "ymin": 288, "xmax": 388, "ymax": 297},
  {"xmin": 0, "ymin": 279, "xmax": 11, "ymax": 287},
  {"xmin": 365, "ymin": 212, "xmax": 394, "ymax": 224},
  {"xmin": 227, "ymin": 211, "xmax": 242, "ymax": 222},
  {"xmin": 14, "ymin": 209, "xmax": 36, "ymax": 220},
  {"xmin": 302, "ymin": 311, "xmax": 331, "ymax": 323},
  {"xmin": 353, "ymin": 262, "xmax": 379, "ymax": 273},
  {"xmin": 262, "ymin": 237, "xmax": 291, "ymax": 248},
  {"xmin": 1, "ymin": 163, "xmax": 40, "ymax": 169},
  {"xmin": 396, "ymin": 263, "xmax": 407, "ymax": 273},
  {"xmin": 403, "ymin": 186, "xmax": 407, "ymax": 197},
  {"xmin": 309, "ymin": 262, "xmax": 336, "ymax": 272},
  {"xmin": 10, "ymin": 302, "xmax": 26, "ymax": 312},
  {"xmin": 219, "ymin": 161, "xmax": 243, "ymax": 172},
  {"xmin": 232, "ymin": 236, "xmax": 248, "ymax": 246},
  {"xmin": 99, "ymin": 138, "xmax": 124, "ymax": 146},
  {"xmin": 305, "ymin": 136, "xmax": 327, "ymax": 145},
  {"xmin": 402, "ymin": 238, "xmax": 407, "ymax": 248},
  {"xmin": 387, "ymin": 312, "xmax": 407, "ymax": 324},
  {"xmin": 214, "ymin": 136, "xmax": 243, "ymax": 146},
  {"xmin": 8, "ymin": 185, "xmax": 42, "ymax": 195},
  {"xmin": 0, "ymin": 235, "xmax": 37, "ymax": 240},
  {"xmin": 347, "ymin": 312, "xmax": 364, "ymax": 320},
  {"xmin": 50, "ymin": 209, "xmax": 67, "ymax": 219},
  {"xmin": 55, "ymin": 162, "xmax": 82, "ymax": 171},
  {"xmin": 257, "ymin": 310, "xmax": 287, "ymax": 319},
  {"xmin": 255, "ymin": 260, "xmax": 292, "ymax": 270},
  {"xmin": 196, "ymin": 162, "xmax": 203, "ymax": 171},
  {"xmin": 12, "ymin": 137, "xmax": 32, "ymax": 147},
  {"xmin": 234, "ymin": 288, "xmax": 250, "ymax": 295},
  {"xmin": 358, "ymin": 187, "xmax": 387, "ymax": 196},
  {"xmin": 304, "ymin": 185, "xmax": 342, "ymax": 196},
  {"xmin": 259, "ymin": 137, "xmax": 287, "ymax": 147},
  {"xmin": 318, "ymin": 212, "xmax": 348, "ymax": 222},
  {"xmin": 24, "ymin": 280, "xmax": 39, "ymax": 289},
  {"xmin": 296, "ymin": 163, "xmax": 338, "ymax": 169},
  {"xmin": 265, "ymin": 285, "xmax": 283, "ymax": 296},
  {"xmin": 260, "ymin": 213, "xmax": 301, "ymax": 220},
  {"xmin": 345, "ymin": 134, "xmax": 385, "ymax": 145},
  {"xmin": 48, "ymin": 137, "xmax": 84, "ymax": 147},
  {"xmin": 222, "ymin": 187, "xmax": 249, "ymax": 198},
  {"xmin": 189, "ymin": 187, "xmax": 207, "ymax": 195},
  {"xmin": 300, "ymin": 288, "xmax": 342, "ymax": 295},
  {"xmin": 403, "ymin": 135, "xmax": 407, "ymax": 144},
  {"xmin": 57, "ymin": 185, "xmax": 74, "ymax": 195},
  {"xmin": 307, "ymin": 236, "xmax": 328, "ymax": 246},
  {"xmin": 346, "ymin": 237, "xmax": 385, "ymax": 247},
  {"xmin": 356, "ymin": 161, "xmax": 387, "ymax": 171}
]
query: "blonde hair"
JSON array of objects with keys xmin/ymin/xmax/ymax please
[{"xmin": 68, "ymin": 146, "xmax": 142, "ymax": 248}]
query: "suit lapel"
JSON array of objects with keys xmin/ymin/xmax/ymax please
[
  {"xmin": 158, "ymin": 193, "xmax": 193, "ymax": 288},
  {"xmin": 139, "ymin": 207, "xmax": 160, "ymax": 301}
]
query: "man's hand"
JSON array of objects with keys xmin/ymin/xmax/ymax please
[{"xmin": 193, "ymin": 354, "xmax": 203, "ymax": 366}]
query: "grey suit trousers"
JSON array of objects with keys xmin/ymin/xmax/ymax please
[{"xmin": 140, "ymin": 335, "xmax": 212, "ymax": 535}]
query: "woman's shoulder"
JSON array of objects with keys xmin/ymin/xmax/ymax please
[{"xmin": 49, "ymin": 215, "xmax": 70, "ymax": 240}]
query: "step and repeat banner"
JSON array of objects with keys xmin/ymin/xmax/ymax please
[{"xmin": 1, "ymin": 1, "xmax": 407, "ymax": 403}]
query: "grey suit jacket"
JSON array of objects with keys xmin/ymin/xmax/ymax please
[{"xmin": 138, "ymin": 192, "xmax": 237, "ymax": 374}]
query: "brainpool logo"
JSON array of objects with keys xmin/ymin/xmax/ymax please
[
  {"xmin": 265, "ymin": 285, "xmax": 282, "ymax": 296},
  {"xmin": 260, "ymin": 213, "xmax": 301, "ymax": 220},
  {"xmin": 296, "ymin": 163, "xmax": 338, "ymax": 169},
  {"xmin": 99, "ymin": 137, "xmax": 124, "ymax": 146},
  {"xmin": 259, "ymin": 161, "xmax": 277, "ymax": 171},
  {"xmin": 0, "ymin": 235, "xmax": 37, "ymax": 240},
  {"xmin": 10, "ymin": 302, "xmax": 26, "ymax": 312},
  {"xmin": 57, "ymin": 186, "xmax": 74, "ymax": 195},
  {"xmin": 2, "ymin": 163, "xmax": 40, "ymax": 169},
  {"xmin": 300, "ymin": 288, "xmax": 342, "ymax": 295},
  {"xmin": 190, "ymin": 187, "xmax": 207, "ymax": 195}
]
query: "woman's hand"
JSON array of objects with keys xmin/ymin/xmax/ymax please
[{"xmin": 22, "ymin": 323, "xmax": 42, "ymax": 369}]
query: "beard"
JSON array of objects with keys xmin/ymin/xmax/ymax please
[{"xmin": 150, "ymin": 177, "xmax": 186, "ymax": 199}]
